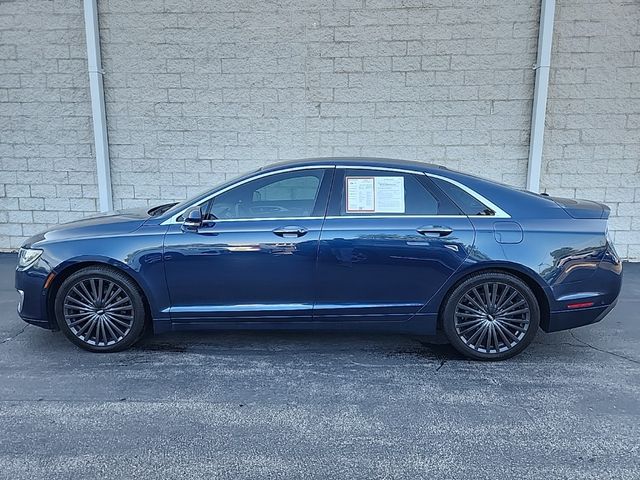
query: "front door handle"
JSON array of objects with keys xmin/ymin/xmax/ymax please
[
  {"xmin": 272, "ymin": 226, "xmax": 308, "ymax": 238},
  {"xmin": 416, "ymin": 225, "xmax": 453, "ymax": 237}
]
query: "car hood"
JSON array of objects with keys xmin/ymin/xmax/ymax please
[{"xmin": 23, "ymin": 208, "xmax": 151, "ymax": 247}]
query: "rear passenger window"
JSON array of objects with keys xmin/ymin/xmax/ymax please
[
  {"xmin": 431, "ymin": 176, "xmax": 494, "ymax": 216},
  {"xmin": 338, "ymin": 170, "xmax": 445, "ymax": 215}
]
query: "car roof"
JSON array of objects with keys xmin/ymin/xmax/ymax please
[{"xmin": 260, "ymin": 157, "xmax": 447, "ymax": 173}]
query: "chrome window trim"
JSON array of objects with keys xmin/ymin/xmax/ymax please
[
  {"xmin": 161, "ymin": 163, "xmax": 510, "ymax": 225},
  {"xmin": 324, "ymin": 214, "xmax": 497, "ymax": 220},
  {"xmin": 160, "ymin": 165, "xmax": 334, "ymax": 225},
  {"xmin": 199, "ymin": 216, "xmax": 324, "ymax": 224},
  {"xmin": 336, "ymin": 165, "xmax": 426, "ymax": 175}
]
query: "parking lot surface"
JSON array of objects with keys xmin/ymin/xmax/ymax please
[{"xmin": 0, "ymin": 253, "xmax": 638, "ymax": 479}]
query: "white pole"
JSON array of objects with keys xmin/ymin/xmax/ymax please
[
  {"xmin": 83, "ymin": 0, "xmax": 113, "ymax": 212},
  {"xmin": 526, "ymin": 0, "xmax": 556, "ymax": 193}
]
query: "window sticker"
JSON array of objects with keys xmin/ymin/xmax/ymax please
[
  {"xmin": 374, "ymin": 176, "xmax": 404, "ymax": 213},
  {"xmin": 346, "ymin": 177, "xmax": 375, "ymax": 212},
  {"xmin": 345, "ymin": 176, "xmax": 405, "ymax": 213}
]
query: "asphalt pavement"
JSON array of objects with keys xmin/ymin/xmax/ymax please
[{"xmin": 0, "ymin": 253, "xmax": 638, "ymax": 479}]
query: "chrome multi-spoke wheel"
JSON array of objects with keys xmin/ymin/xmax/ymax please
[
  {"xmin": 55, "ymin": 266, "xmax": 146, "ymax": 352},
  {"xmin": 443, "ymin": 272, "xmax": 540, "ymax": 360},
  {"xmin": 454, "ymin": 282, "xmax": 530, "ymax": 354},
  {"xmin": 63, "ymin": 278, "xmax": 134, "ymax": 346}
]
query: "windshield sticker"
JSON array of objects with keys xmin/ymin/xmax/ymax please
[{"xmin": 345, "ymin": 176, "xmax": 405, "ymax": 213}]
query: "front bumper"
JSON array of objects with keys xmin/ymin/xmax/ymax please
[{"xmin": 15, "ymin": 262, "xmax": 56, "ymax": 330}]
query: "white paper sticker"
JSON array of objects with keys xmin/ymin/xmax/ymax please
[
  {"xmin": 346, "ymin": 177, "xmax": 375, "ymax": 212},
  {"xmin": 374, "ymin": 176, "xmax": 404, "ymax": 213},
  {"xmin": 345, "ymin": 176, "xmax": 405, "ymax": 213}
]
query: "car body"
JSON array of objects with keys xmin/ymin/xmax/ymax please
[{"xmin": 15, "ymin": 157, "xmax": 623, "ymax": 359}]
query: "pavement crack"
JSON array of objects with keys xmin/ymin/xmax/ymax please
[
  {"xmin": 0, "ymin": 324, "xmax": 28, "ymax": 346},
  {"xmin": 435, "ymin": 359, "xmax": 446, "ymax": 372},
  {"xmin": 569, "ymin": 330, "xmax": 640, "ymax": 366}
]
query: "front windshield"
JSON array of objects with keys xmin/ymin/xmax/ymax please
[{"xmin": 160, "ymin": 168, "xmax": 261, "ymax": 219}]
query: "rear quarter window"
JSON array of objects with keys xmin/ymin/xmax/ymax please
[{"xmin": 431, "ymin": 177, "xmax": 494, "ymax": 216}]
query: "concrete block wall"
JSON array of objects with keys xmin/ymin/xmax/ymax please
[
  {"xmin": 542, "ymin": 0, "xmax": 640, "ymax": 259},
  {"xmin": 98, "ymin": 0, "xmax": 539, "ymax": 209},
  {"xmin": 0, "ymin": 0, "xmax": 98, "ymax": 249},
  {"xmin": 0, "ymin": 0, "xmax": 638, "ymax": 259}
]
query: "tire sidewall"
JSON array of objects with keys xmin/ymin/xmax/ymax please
[
  {"xmin": 442, "ymin": 272, "xmax": 540, "ymax": 361},
  {"xmin": 54, "ymin": 267, "xmax": 146, "ymax": 353}
]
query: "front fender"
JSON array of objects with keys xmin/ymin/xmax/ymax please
[{"xmin": 42, "ymin": 225, "xmax": 170, "ymax": 322}]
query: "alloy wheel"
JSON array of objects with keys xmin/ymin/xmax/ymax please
[
  {"xmin": 453, "ymin": 282, "xmax": 531, "ymax": 355},
  {"xmin": 63, "ymin": 277, "xmax": 134, "ymax": 347}
]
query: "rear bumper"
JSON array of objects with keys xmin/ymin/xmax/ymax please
[
  {"xmin": 543, "ymin": 247, "xmax": 622, "ymax": 333},
  {"xmin": 545, "ymin": 299, "xmax": 618, "ymax": 333}
]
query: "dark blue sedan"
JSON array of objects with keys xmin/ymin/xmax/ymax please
[{"xmin": 15, "ymin": 158, "xmax": 622, "ymax": 360}]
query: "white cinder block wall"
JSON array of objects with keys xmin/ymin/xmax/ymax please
[
  {"xmin": 0, "ymin": 0, "xmax": 98, "ymax": 248},
  {"xmin": 0, "ymin": 0, "xmax": 638, "ymax": 259},
  {"xmin": 543, "ymin": 0, "xmax": 640, "ymax": 260}
]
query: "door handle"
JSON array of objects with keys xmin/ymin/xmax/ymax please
[
  {"xmin": 416, "ymin": 225, "xmax": 453, "ymax": 237},
  {"xmin": 272, "ymin": 226, "xmax": 308, "ymax": 238}
]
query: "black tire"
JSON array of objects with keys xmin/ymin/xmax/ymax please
[
  {"xmin": 54, "ymin": 266, "xmax": 147, "ymax": 352},
  {"xmin": 442, "ymin": 271, "xmax": 540, "ymax": 361}
]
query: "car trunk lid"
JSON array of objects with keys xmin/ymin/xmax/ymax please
[{"xmin": 549, "ymin": 196, "xmax": 610, "ymax": 219}]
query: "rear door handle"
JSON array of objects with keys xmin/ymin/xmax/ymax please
[
  {"xmin": 416, "ymin": 225, "xmax": 453, "ymax": 237},
  {"xmin": 272, "ymin": 226, "xmax": 308, "ymax": 238}
]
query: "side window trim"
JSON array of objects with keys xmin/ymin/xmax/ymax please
[
  {"xmin": 200, "ymin": 216, "xmax": 325, "ymax": 224},
  {"xmin": 164, "ymin": 164, "xmax": 511, "ymax": 224},
  {"xmin": 312, "ymin": 167, "xmax": 335, "ymax": 218},
  {"xmin": 326, "ymin": 168, "xmax": 345, "ymax": 217}
]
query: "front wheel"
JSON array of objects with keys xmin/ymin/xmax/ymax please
[
  {"xmin": 442, "ymin": 272, "xmax": 540, "ymax": 361},
  {"xmin": 54, "ymin": 266, "xmax": 147, "ymax": 352}
]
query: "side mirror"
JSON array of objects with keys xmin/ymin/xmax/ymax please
[{"xmin": 182, "ymin": 207, "xmax": 202, "ymax": 231}]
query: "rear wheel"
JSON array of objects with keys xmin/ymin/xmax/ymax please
[
  {"xmin": 54, "ymin": 266, "xmax": 146, "ymax": 352},
  {"xmin": 442, "ymin": 272, "xmax": 540, "ymax": 361}
]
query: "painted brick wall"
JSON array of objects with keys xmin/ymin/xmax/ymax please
[
  {"xmin": 542, "ymin": 0, "xmax": 640, "ymax": 260},
  {"xmin": 0, "ymin": 0, "xmax": 638, "ymax": 259},
  {"xmin": 0, "ymin": 0, "xmax": 98, "ymax": 249}
]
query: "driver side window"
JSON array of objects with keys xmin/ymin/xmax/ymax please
[{"xmin": 204, "ymin": 169, "xmax": 325, "ymax": 220}]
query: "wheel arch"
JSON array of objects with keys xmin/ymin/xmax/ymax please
[
  {"xmin": 435, "ymin": 263, "xmax": 551, "ymax": 331},
  {"xmin": 46, "ymin": 259, "xmax": 154, "ymax": 333}
]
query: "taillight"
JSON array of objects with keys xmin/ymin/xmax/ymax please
[
  {"xmin": 605, "ymin": 223, "xmax": 620, "ymax": 260},
  {"xmin": 567, "ymin": 301, "xmax": 594, "ymax": 309}
]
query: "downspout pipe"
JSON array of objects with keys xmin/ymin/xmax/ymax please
[
  {"xmin": 526, "ymin": 0, "xmax": 556, "ymax": 193},
  {"xmin": 83, "ymin": 0, "xmax": 113, "ymax": 212}
]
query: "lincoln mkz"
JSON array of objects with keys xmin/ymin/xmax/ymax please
[{"xmin": 15, "ymin": 158, "xmax": 622, "ymax": 360}]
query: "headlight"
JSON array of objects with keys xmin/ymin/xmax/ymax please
[{"xmin": 17, "ymin": 248, "xmax": 43, "ymax": 271}]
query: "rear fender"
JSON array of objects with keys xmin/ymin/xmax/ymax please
[{"xmin": 416, "ymin": 260, "xmax": 552, "ymax": 324}]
